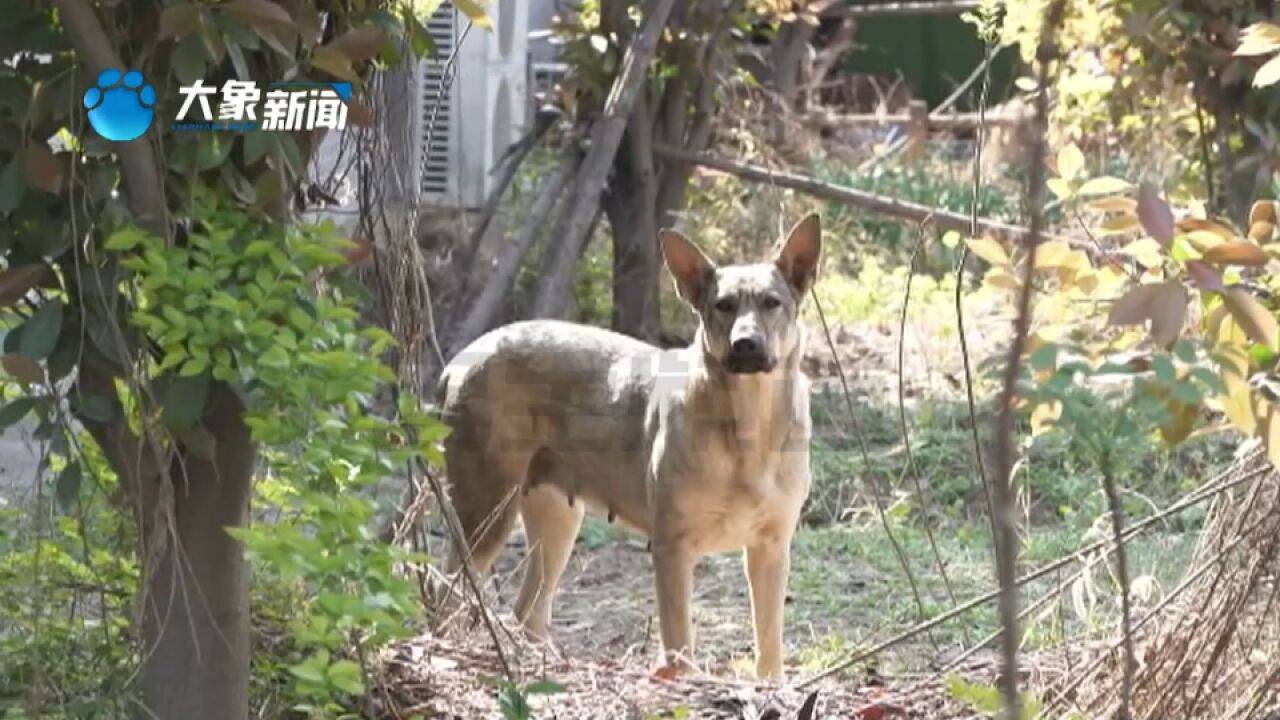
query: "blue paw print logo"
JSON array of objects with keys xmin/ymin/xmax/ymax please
[{"xmin": 83, "ymin": 69, "xmax": 156, "ymax": 142}]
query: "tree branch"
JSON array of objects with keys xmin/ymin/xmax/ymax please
[
  {"xmin": 530, "ymin": 0, "xmax": 681, "ymax": 320},
  {"xmin": 54, "ymin": 0, "xmax": 168, "ymax": 240}
]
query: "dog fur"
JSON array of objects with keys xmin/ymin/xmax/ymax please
[{"xmin": 434, "ymin": 214, "xmax": 821, "ymax": 678}]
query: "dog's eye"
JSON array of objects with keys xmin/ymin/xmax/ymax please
[
  {"xmin": 714, "ymin": 297, "xmax": 737, "ymax": 313},
  {"xmin": 761, "ymin": 296, "xmax": 782, "ymax": 310}
]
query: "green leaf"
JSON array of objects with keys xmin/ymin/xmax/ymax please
[
  {"xmin": 162, "ymin": 373, "xmax": 210, "ymax": 429},
  {"xmin": 326, "ymin": 660, "xmax": 364, "ymax": 695},
  {"xmin": 172, "ymin": 33, "xmax": 208, "ymax": 85},
  {"xmin": 1029, "ymin": 343, "xmax": 1058, "ymax": 371},
  {"xmin": 524, "ymin": 681, "xmax": 563, "ymax": 695},
  {"xmin": 105, "ymin": 227, "xmax": 147, "ymax": 251},
  {"xmin": 175, "ymin": 424, "xmax": 217, "ymax": 460},
  {"xmin": 260, "ymin": 345, "xmax": 291, "ymax": 368},
  {"xmin": 0, "ymin": 397, "xmax": 35, "ymax": 428},
  {"xmin": 0, "ymin": 155, "xmax": 26, "ymax": 216},
  {"xmin": 71, "ymin": 392, "xmax": 116, "ymax": 422},
  {"xmin": 244, "ymin": 239, "xmax": 275, "ymax": 257},
  {"xmin": 20, "ymin": 300, "xmax": 63, "ymax": 360},
  {"xmin": 55, "ymin": 460, "xmax": 82, "ymax": 510},
  {"xmin": 197, "ymin": 133, "xmax": 235, "ymax": 170}
]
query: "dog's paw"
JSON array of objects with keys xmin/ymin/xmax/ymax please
[
  {"xmin": 650, "ymin": 664, "xmax": 683, "ymax": 682},
  {"xmin": 83, "ymin": 69, "xmax": 156, "ymax": 142}
]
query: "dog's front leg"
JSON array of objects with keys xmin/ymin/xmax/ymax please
[
  {"xmin": 745, "ymin": 539, "xmax": 790, "ymax": 678},
  {"xmin": 652, "ymin": 538, "xmax": 697, "ymax": 676}
]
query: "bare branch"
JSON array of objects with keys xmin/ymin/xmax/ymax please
[{"xmin": 989, "ymin": 3, "xmax": 1066, "ymax": 717}]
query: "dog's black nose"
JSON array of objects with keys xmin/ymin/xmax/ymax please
[{"xmin": 731, "ymin": 337, "xmax": 762, "ymax": 356}]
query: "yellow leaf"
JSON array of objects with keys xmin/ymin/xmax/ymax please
[
  {"xmin": 1222, "ymin": 287, "xmax": 1280, "ymax": 351},
  {"xmin": 1077, "ymin": 176, "xmax": 1133, "ymax": 196},
  {"xmin": 1100, "ymin": 215, "xmax": 1140, "ymax": 234},
  {"xmin": 1122, "ymin": 237, "xmax": 1165, "ymax": 269},
  {"xmin": 1057, "ymin": 142, "xmax": 1085, "ymax": 182},
  {"xmin": 984, "ymin": 267, "xmax": 1020, "ymax": 290},
  {"xmin": 1074, "ymin": 268, "xmax": 1099, "ymax": 294},
  {"xmin": 1235, "ymin": 22, "xmax": 1280, "ymax": 56},
  {"xmin": 1031, "ymin": 400, "xmax": 1062, "ymax": 437},
  {"xmin": 453, "ymin": 0, "xmax": 493, "ymax": 29},
  {"xmin": 1254, "ymin": 55, "xmax": 1280, "ymax": 88},
  {"xmin": 1203, "ymin": 241, "xmax": 1271, "ymax": 267},
  {"xmin": 1185, "ymin": 230, "xmax": 1227, "ymax": 252},
  {"xmin": 1267, "ymin": 404, "xmax": 1280, "ymax": 469},
  {"xmin": 1087, "ymin": 195, "xmax": 1138, "ymax": 213},
  {"xmin": 1219, "ymin": 345, "xmax": 1256, "ymax": 435},
  {"xmin": 965, "ymin": 236, "xmax": 1009, "ymax": 266},
  {"xmin": 1033, "ymin": 240, "xmax": 1072, "ymax": 269},
  {"xmin": 1047, "ymin": 177, "xmax": 1075, "ymax": 200}
]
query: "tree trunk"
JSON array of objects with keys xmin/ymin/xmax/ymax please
[
  {"xmin": 770, "ymin": 20, "xmax": 817, "ymax": 112},
  {"xmin": 138, "ymin": 387, "xmax": 254, "ymax": 720},
  {"xmin": 449, "ymin": 144, "xmax": 581, "ymax": 353},
  {"xmin": 608, "ymin": 95, "xmax": 661, "ymax": 341},
  {"xmin": 530, "ymin": 0, "xmax": 681, "ymax": 320},
  {"xmin": 55, "ymin": 3, "xmax": 255, "ymax": 718}
]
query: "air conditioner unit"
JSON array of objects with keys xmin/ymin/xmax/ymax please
[{"xmin": 418, "ymin": 0, "xmax": 529, "ymax": 209}]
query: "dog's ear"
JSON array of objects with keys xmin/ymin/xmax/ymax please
[
  {"xmin": 659, "ymin": 229, "xmax": 717, "ymax": 307},
  {"xmin": 773, "ymin": 213, "xmax": 822, "ymax": 297}
]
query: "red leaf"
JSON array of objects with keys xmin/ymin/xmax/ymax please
[
  {"xmin": 1137, "ymin": 184, "xmax": 1175, "ymax": 248},
  {"xmin": 0, "ymin": 265, "xmax": 47, "ymax": 307},
  {"xmin": 1186, "ymin": 260, "xmax": 1224, "ymax": 291}
]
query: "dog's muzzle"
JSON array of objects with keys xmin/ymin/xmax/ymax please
[{"xmin": 725, "ymin": 338, "xmax": 775, "ymax": 374}]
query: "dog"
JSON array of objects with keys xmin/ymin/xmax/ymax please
[{"xmin": 434, "ymin": 214, "xmax": 821, "ymax": 679}]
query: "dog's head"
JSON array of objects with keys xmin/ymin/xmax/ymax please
[{"xmin": 659, "ymin": 214, "xmax": 822, "ymax": 374}]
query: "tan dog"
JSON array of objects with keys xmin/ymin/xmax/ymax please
[{"xmin": 434, "ymin": 214, "xmax": 820, "ymax": 678}]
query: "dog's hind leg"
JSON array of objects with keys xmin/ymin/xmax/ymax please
[
  {"xmin": 513, "ymin": 481, "xmax": 584, "ymax": 640},
  {"xmin": 443, "ymin": 445, "xmax": 527, "ymax": 580}
]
